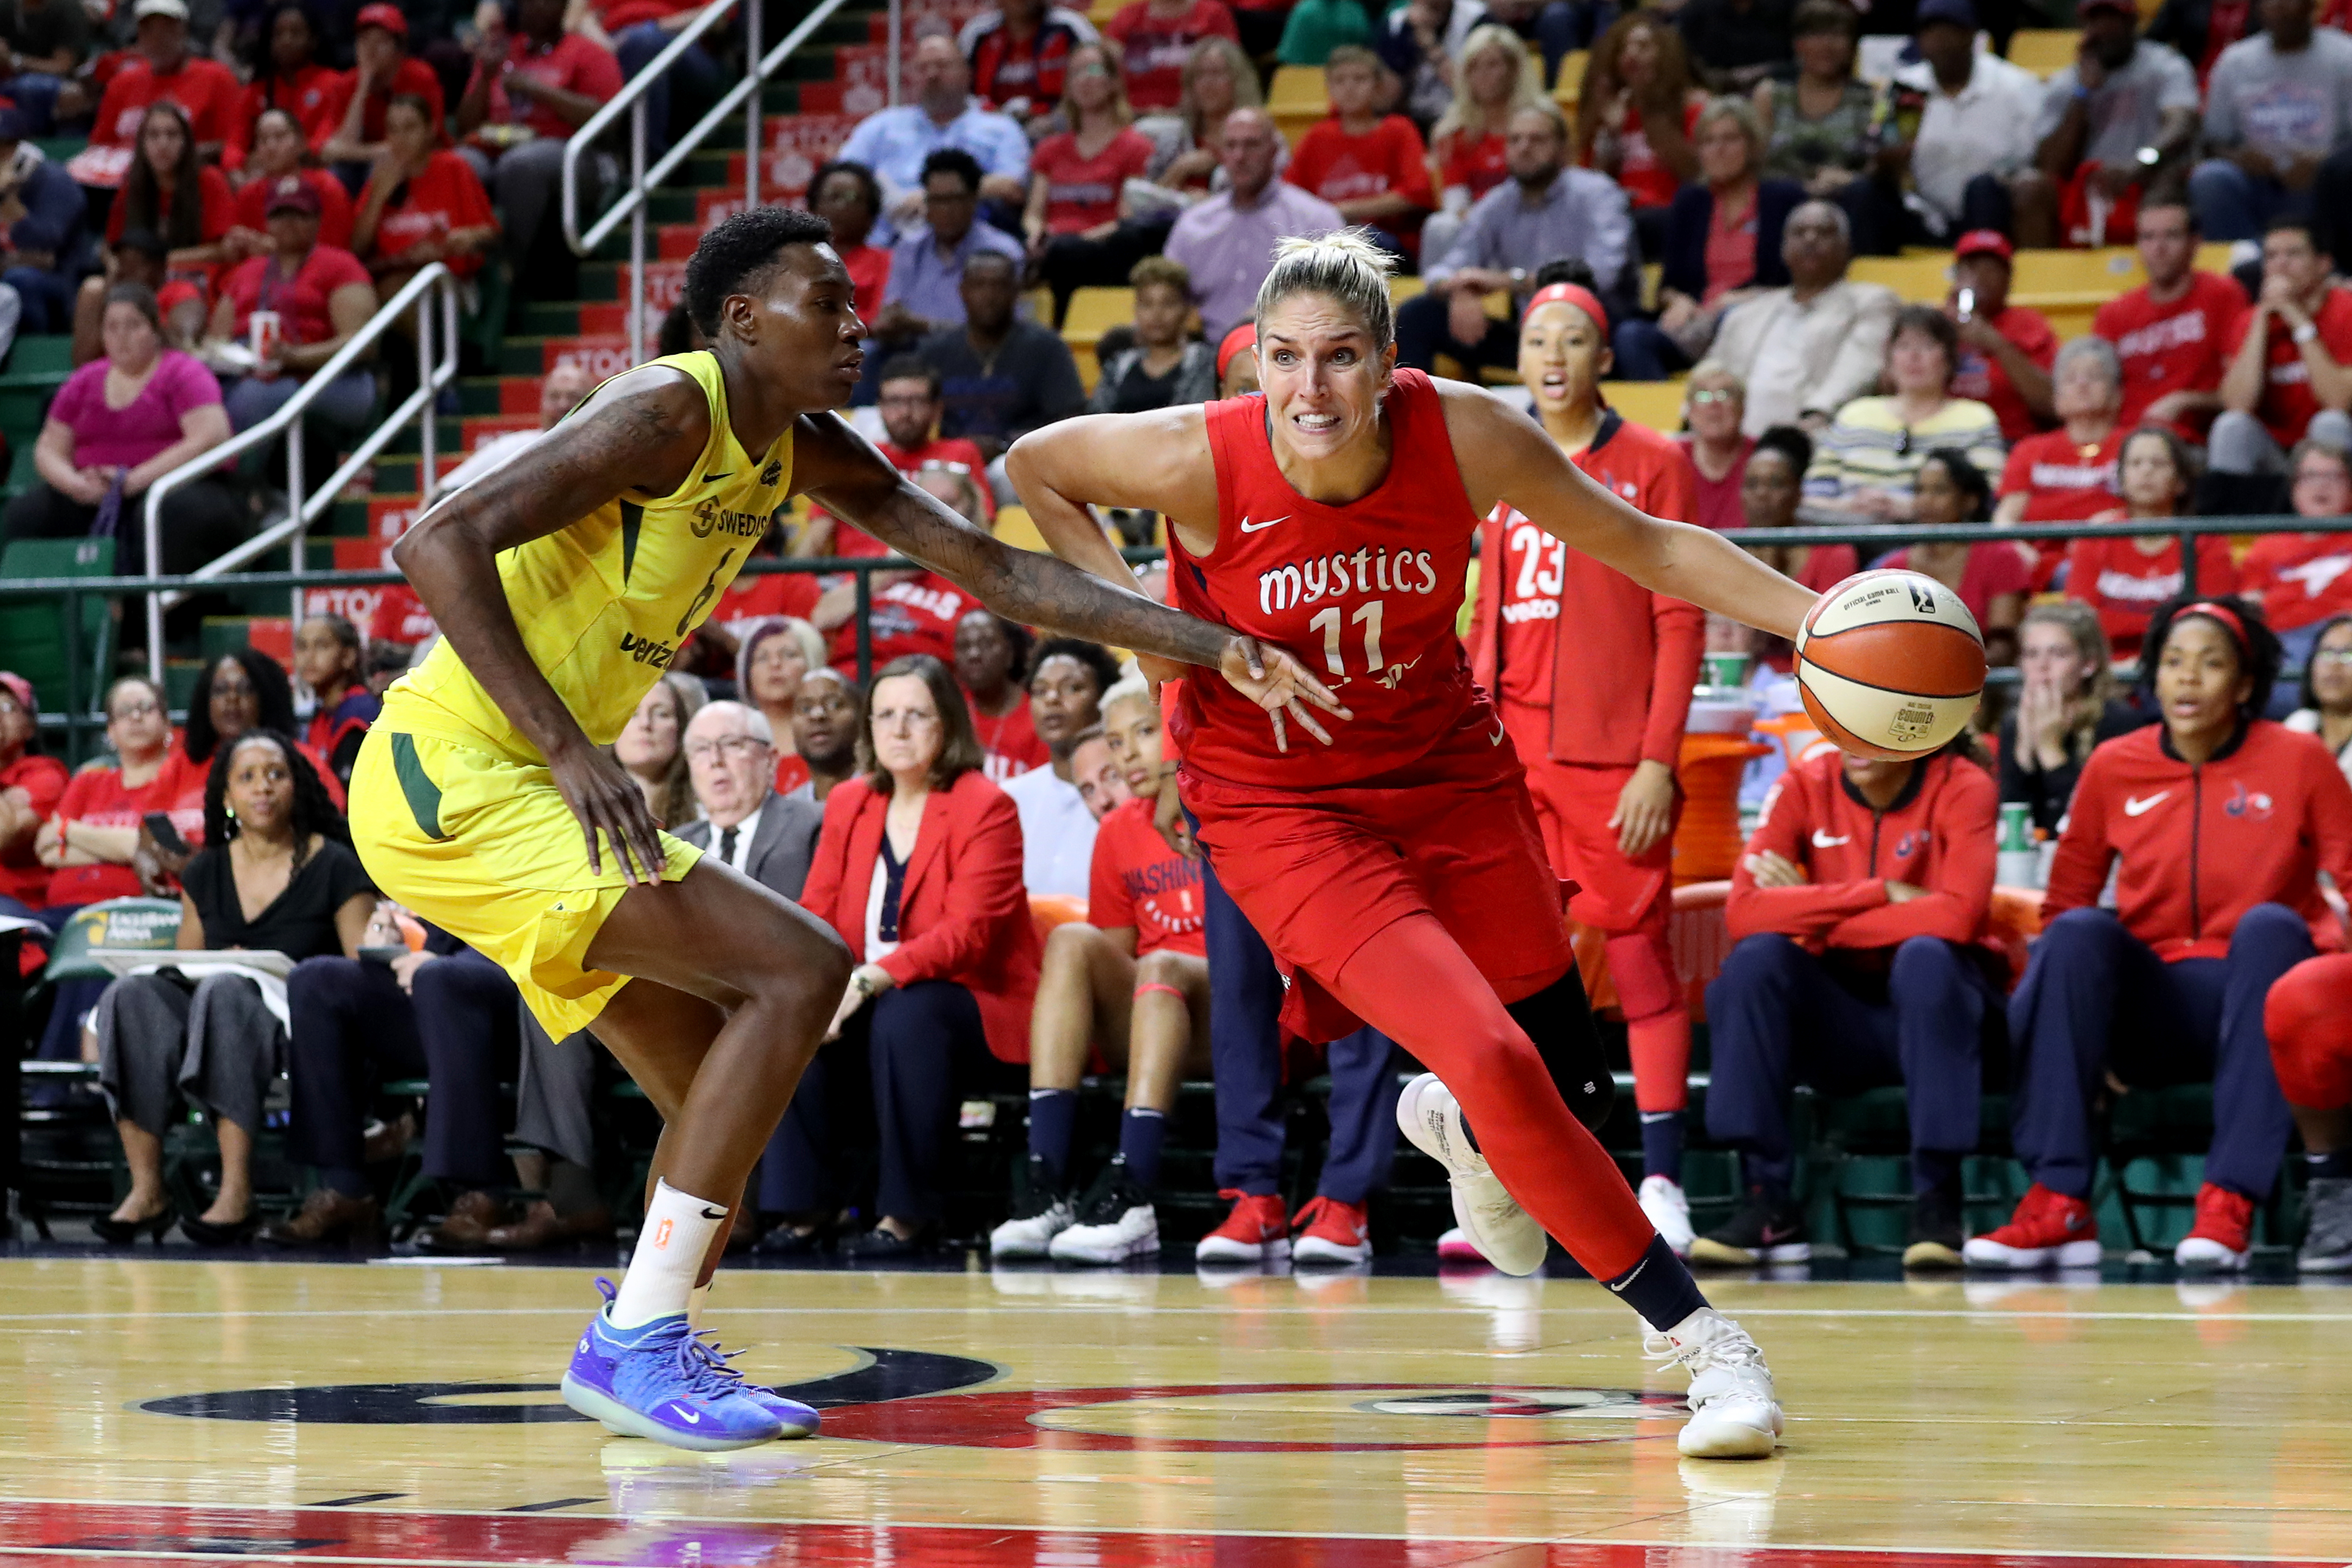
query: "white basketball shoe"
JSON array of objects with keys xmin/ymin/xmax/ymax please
[
  {"xmin": 1395, "ymin": 1073, "xmax": 1548, "ymax": 1277},
  {"xmin": 1651, "ymin": 1308, "xmax": 1784, "ymax": 1459}
]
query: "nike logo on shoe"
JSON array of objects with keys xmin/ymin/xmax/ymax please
[
  {"xmin": 1811, "ymin": 831, "xmax": 1850, "ymax": 847},
  {"xmin": 2123, "ymin": 792, "xmax": 2170, "ymax": 816},
  {"xmin": 1238, "ymin": 514, "xmax": 1290, "ymax": 533}
]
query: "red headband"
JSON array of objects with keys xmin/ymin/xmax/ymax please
[
  {"xmin": 2176, "ymin": 599, "xmax": 2249, "ymax": 649},
  {"xmin": 1216, "ymin": 323, "xmax": 1257, "ymax": 381},
  {"xmin": 1522, "ymin": 282, "xmax": 1609, "ymax": 340}
]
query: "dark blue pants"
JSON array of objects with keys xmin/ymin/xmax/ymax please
[
  {"xmin": 1705, "ymin": 934, "xmax": 2000, "ymax": 1194},
  {"xmin": 760, "ymin": 979, "xmax": 998, "ymax": 1224},
  {"xmin": 1395, "ymin": 292, "xmax": 1518, "ymax": 378},
  {"xmin": 285, "ymin": 950, "xmax": 519, "ymax": 1188},
  {"xmin": 2009, "ymin": 904, "xmax": 2304, "ymax": 1201},
  {"xmin": 1201, "ymin": 848, "xmax": 1400, "ymax": 1206},
  {"xmin": 1611, "ymin": 319, "xmax": 1691, "ymax": 383},
  {"xmin": 616, "ymin": 23, "xmax": 721, "ymax": 156}
]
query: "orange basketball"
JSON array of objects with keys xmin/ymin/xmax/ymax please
[{"xmin": 1793, "ymin": 569, "xmax": 1987, "ymax": 761}]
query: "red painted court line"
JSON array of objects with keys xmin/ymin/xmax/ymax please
[{"xmin": 1, "ymin": 1501, "xmax": 2342, "ymax": 1568}]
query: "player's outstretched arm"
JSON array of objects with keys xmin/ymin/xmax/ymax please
[
  {"xmin": 392, "ymin": 363, "xmax": 710, "ymax": 885},
  {"xmin": 793, "ymin": 413, "xmax": 1349, "ymax": 750},
  {"xmin": 1439, "ymin": 383, "xmax": 1819, "ymax": 642}
]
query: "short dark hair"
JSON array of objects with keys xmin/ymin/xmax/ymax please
[
  {"xmin": 2141, "ymin": 592, "xmax": 2283, "ymax": 718},
  {"xmin": 2266, "ymin": 212, "xmax": 2327, "ymax": 257},
  {"xmin": 1753, "ymin": 422, "xmax": 1813, "ymax": 475},
  {"xmin": 2299, "ymin": 612, "xmax": 2352, "ymax": 710},
  {"xmin": 114, "ymin": 227, "xmax": 168, "ymax": 265},
  {"xmin": 1532, "ymin": 256, "xmax": 1598, "ymax": 291},
  {"xmin": 877, "ymin": 353, "xmax": 942, "ymax": 395},
  {"xmin": 1917, "ymin": 446, "xmax": 1991, "ymax": 521},
  {"xmin": 684, "ymin": 205, "xmax": 833, "ymax": 337},
  {"xmin": 858, "ymin": 654, "xmax": 986, "ymax": 792},
  {"xmin": 2139, "ymin": 178, "xmax": 2196, "ymax": 225},
  {"xmin": 1790, "ymin": 0, "xmax": 1860, "ymax": 37},
  {"xmin": 963, "ymin": 250, "xmax": 1019, "ymax": 281},
  {"xmin": 103, "ymin": 282, "xmax": 163, "ymax": 337},
  {"xmin": 1890, "ymin": 303, "xmax": 1960, "ymax": 380},
  {"xmin": 920, "ymin": 147, "xmax": 985, "ymax": 195},
  {"xmin": 811, "ymin": 158, "xmax": 882, "ymax": 219},
  {"xmin": 1032, "ymin": 636, "xmax": 1120, "ymax": 700}
]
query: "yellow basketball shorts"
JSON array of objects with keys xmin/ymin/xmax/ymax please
[{"xmin": 348, "ymin": 727, "xmax": 702, "ymax": 1038}]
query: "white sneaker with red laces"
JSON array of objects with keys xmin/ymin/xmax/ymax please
[
  {"xmin": 1962, "ymin": 1182, "xmax": 2101, "ymax": 1269},
  {"xmin": 2175, "ymin": 1182, "xmax": 2254, "ymax": 1272},
  {"xmin": 1291, "ymin": 1196, "xmax": 1372, "ymax": 1265}
]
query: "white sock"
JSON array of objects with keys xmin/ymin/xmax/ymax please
[
  {"xmin": 687, "ymin": 1283, "xmax": 711, "ymax": 1329},
  {"xmin": 611, "ymin": 1180, "xmax": 724, "ymax": 1329}
]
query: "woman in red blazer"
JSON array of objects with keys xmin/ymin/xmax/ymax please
[{"xmin": 780, "ymin": 654, "xmax": 1042, "ymax": 1260}]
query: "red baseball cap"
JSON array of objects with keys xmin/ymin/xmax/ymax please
[
  {"xmin": 1954, "ymin": 229, "xmax": 2013, "ymax": 263},
  {"xmin": 265, "ymin": 175, "xmax": 321, "ymax": 217},
  {"xmin": 355, "ymin": 3, "xmax": 406, "ymax": 37}
]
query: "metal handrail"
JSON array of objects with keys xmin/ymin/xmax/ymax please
[
  {"xmin": 559, "ymin": 0, "xmax": 862, "ymax": 363},
  {"xmin": 140, "ymin": 263, "xmax": 462, "ymax": 681}
]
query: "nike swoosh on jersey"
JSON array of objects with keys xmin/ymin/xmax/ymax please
[
  {"xmin": 2123, "ymin": 791, "xmax": 2171, "ymax": 816},
  {"xmin": 1238, "ymin": 515, "xmax": 1290, "ymax": 533},
  {"xmin": 702, "ymin": 472, "xmax": 733, "ymax": 484},
  {"xmin": 1811, "ymin": 831, "xmax": 1851, "ymax": 847}
]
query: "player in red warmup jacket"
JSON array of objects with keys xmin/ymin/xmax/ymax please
[
  {"xmin": 1969, "ymin": 597, "xmax": 2352, "ymax": 1274},
  {"xmin": 1700, "ymin": 742, "xmax": 2001, "ymax": 1271},
  {"xmin": 1462, "ymin": 273, "xmax": 1705, "ymax": 1259},
  {"xmin": 1007, "ymin": 232, "xmax": 1827, "ymax": 1460},
  {"xmin": 2261, "ymin": 953, "xmax": 2352, "ymax": 1271}
]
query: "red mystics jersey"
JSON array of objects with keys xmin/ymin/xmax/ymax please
[
  {"xmin": 1169, "ymin": 371, "xmax": 1478, "ymax": 789},
  {"xmin": 2094, "ymin": 273, "xmax": 2249, "ymax": 436},
  {"xmin": 1090, "ymin": 795, "xmax": 1208, "ymax": 955},
  {"xmin": 2239, "ymin": 531, "xmax": 2352, "ymax": 632}
]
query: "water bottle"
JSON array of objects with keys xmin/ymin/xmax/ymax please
[{"xmin": 1996, "ymin": 802, "xmax": 2041, "ymax": 889}]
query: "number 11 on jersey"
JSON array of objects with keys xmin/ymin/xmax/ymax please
[{"xmin": 1310, "ymin": 600, "xmax": 1385, "ymax": 676}]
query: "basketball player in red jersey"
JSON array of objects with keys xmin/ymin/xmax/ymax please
[
  {"xmin": 1007, "ymin": 232, "xmax": 1819, "ymax": 1459},
  {"xmin": 1464, "ymin": 269, "xmax": 1705, "ymax": 1259}
]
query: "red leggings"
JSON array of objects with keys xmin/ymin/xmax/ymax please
[
  {"xmin": 2266, "ymin": 953, "xmax": 2352, "ymax": 1109},
  {"xmin": 1333, "ymin": 912, "xmax": 1656, "ymax": 1281}
]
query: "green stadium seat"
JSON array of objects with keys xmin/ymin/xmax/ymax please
[
  {"xmin": 44, "ymin": 897, "xmax": 185, "ymax": 983},
  {"xmin": 0, "ymin": 536, "xmax": 114, "ymax": 717}
]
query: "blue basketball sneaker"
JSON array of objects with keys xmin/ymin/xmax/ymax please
[
  {"xmin": 686, "ymin": 1332, "xmax": 822, "ymax": 1439},
  {"xmin": 560, "ymin": 1280, "xmax": 784, "ymax": 1451}
]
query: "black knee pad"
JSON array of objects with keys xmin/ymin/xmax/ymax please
[{"xmin": 1506, "ymin": 970, "xmax": 1617, "ymax": 1133}]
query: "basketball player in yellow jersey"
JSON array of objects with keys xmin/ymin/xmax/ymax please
[{"xmin": 349, "ymin": 208, "xmax": 1347, "ymax": 1453}]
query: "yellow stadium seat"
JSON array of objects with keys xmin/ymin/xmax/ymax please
[
  {"xmin": 1390, "ymin": 275, "xmax": 1428, "ymax": 305},
  {"xmin": 1087, "ymin": 0, "xmax": 1121, "ymax": 23},
  {"xmin": 1062, "ymin": 288, "xmax": 1134, "ymax": 346},
  {"xmin": 2196, "ymin": 241, "xmax": 2240, "ymax": 274},
  {"xmin": 1268, "ymin": 64, "xmax": 1327, "ymax": 113},
  {"xmin": 993, "ymin": 505, "xmax": 1048, "ymax": 552},
  {"xmin": 1608, "ymin": 379, "xmax": 1691, "ymax": 436},
  {"xmin": 1850, "ymin": 254, "xmax": 1952, "ymax": 301},
  {"xmin": 1552, "ymin": 50, "xmax": 1589, "ymax": 106},
  {"xmin": 2011, "ymin": 247, "xmax": 2139, "ymax": 293},
  {"xmin": 2006, "ymin": 29, "xmax": 2080, "ymax": 77}
]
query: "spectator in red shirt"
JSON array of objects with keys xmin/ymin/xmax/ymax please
[
  {"xmin": 352, "ymin": 93, "xmax": 497, "ymax": 296},
  {"xmin": 1101, "ymin": 0, "xmax": 1236, "ymax": 112},
  {"xmin": 989, "ymin": 677, "xmax": 1210, "ymax": 1263},
  {"xmin": 201, "ymin": 179, "xmax": 378, "ymax": 465},
  {"xmin": 808, "ymin": 355, "xmax": 995, "ymax": 561},
  {"xmin": 2094, "ymin": 195, "xmax": 2249, "ymax": 440},
  {"xmin": 227, "ymin": 111, "xmax": 354, "ymax": 257},
  {"xmin": 1573, "ymin": 12, "xmax": 1704, "ymax": 257},
  {"xmin": 293, "ymin": 612, "xmax": 379, "ymax": 786},
  {"xmin": 1997, "ymin": 338, "xmax": 2125, "ymax": 530},
  {"xmin": 454, "ymin": 0, "xmax": 623, "ymax": 287},
  {"xmin": 1023, "ymin": 41, "xmax": 1161, "ymax": 319},
  {"xmin": 1151, "ymin": 34, "xmax": 1259, "ymax": 195},
  {"xmin": 1698, "ymin": 739, "xmax": 2001, "ymax": 1268},
  {"xmin": 1463, "ymin": 277, "xmax": 1703, "ymax": 1256},
  {"xmin": 233, "ymin": 3, "xmax": 340, "ymax": 157},
  {"xmin": 35, "ymin": 676, "xmax": 201, "ymax": 915},
  {"xmin": 2068, "ymin": 425, "xmax": 2239, "ymax": 658},
  {"xmin": 2236, "ymin": 436, "xmax": 2352, "ymax": 665},
  {"xmin": 1883, "ymin": 449, "xmax": 2030, "ymax": 665},
  {"xmin": 1947, "ymin": 229, "xmax": 2058, "ymax": 444},
  {"xmin": 736, "ymin": 616, "xmax": 829, "ymax": 795},
  {"xmin": 318, "ymin": 5, "xmax": 447, "ymax": 189},
  {"xmin": 822, "ymin": 467, "xmax": 984, "ymax": 674},
  {"xmin": 2214, "ymin": 216, "xmax": 2352, "ymax": 480},
  {"xmin": 962, "ymin": 0, "xmax": 1101, "ymax": 123},
  {"xmin": 75, "ymin": 102, "xmax": 236, "ymax": 364},
  {"xmin": 1735, "ymin": 425, "xmax": 1857, "ymax": 674},
  {"xmin": 568, "ymin": 0, "xmax": 721, "ymax": 159},
  {"xmin": 1971, "ymin": 597, "xmax": 2352, "ymax": 1273},
  {"xmin": 89, "ymin": 0, "xmax": 241, "ymax": 161},
  {"xmin": 1285, "ymin": 45, "xmax": 1434, "ymax": 257},
  {"xmin": 954, "ymin": 609, "xmax": 1049, "ymax": 781},
  {"xmin": 1422, "ymin": 22, "xmax": 1548, "ymax": 264},
  {"xmin": 810, "ymin": 159, "xmax": 891, "ymax": 322},
  {"xmin": 0, "ymin": 671, "xmax": 71, "ymax": 919},
  {"xmin": 1678, "ymin": 362, "xmax": 1755, "ymax": 532}
]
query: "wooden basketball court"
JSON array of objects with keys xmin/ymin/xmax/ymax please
[{"xmin": 1, "ymin": 1257, "xmax": 2346, "ymax": 1565}]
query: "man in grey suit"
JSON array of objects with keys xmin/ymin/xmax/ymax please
[{"xmin": 487, "ymin": 701, "xmax": 825, "ymax": 1252}]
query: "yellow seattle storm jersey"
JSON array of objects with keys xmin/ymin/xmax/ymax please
[{"xmin": 380, "ymin": 351, "xmax": 793, "ymax": 763}]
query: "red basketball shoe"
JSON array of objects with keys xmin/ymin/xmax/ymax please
[
  {"xmin": 1194, "ymin": 1191, "xmax": 1290, "ymax": 1263},
  {"xmin": 2174, "ymin": 1183, "xmax": 2254, "ymax": 1272},
  {"xmin": 1290, "ymin": 1197, "xmax": 1372, "ymax": 1265},
  {"xmin": 1962, "ymin": 1183, "xmax": 2100, "ymax": 1268}
]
